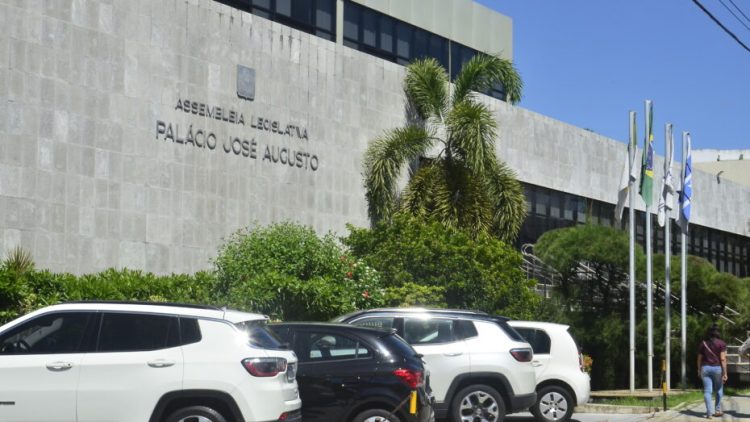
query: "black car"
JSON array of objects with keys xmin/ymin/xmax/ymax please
[{"xmin": 269, "ymin": 322, "xmax": 434, "ymax": 422}]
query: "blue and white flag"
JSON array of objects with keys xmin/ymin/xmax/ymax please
[{"xmin": 679, "ymin": 134, "xmax": 692, "ymax": 233}]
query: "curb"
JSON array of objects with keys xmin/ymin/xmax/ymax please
[{"xmin": 575, "ymin": 404, "xmax": 660, "ymax": 414}]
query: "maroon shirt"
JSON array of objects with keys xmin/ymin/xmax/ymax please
[{"xmin": 698, "ymin": 338, "xmax": 727, "ymax": 366}]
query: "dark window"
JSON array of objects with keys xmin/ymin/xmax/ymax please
[
  {"xmin": 396, "ymin": 23, "xmax": 412, "ymax": 61},
  {"xmin": 455, "ymin": 320, "xmax": 478, "ymax": 340},
  {"xmin": 413, "ymin": 29, "xmax": 428, "ymax": 60},
  {"xmin": 0, "ymin": 312, "xmax": 92, "ymax": 355},
  {"xmin": 298, "ymin": 332, "xmax": 371, "ymax": 362},
  {"xmin": 362, "ymin": 8, "xmax": 377, "ymax": 47},
  {"xmin": 98, "ymin": 313, "xmax": 179, "ymax": 352},
  {"xmin": 403, "ymin": 318, "xmax": 455, "ymax": 345},
  {"xmin": 180, "ymin": 317, "xmax": 202, "ymax": 345},
  {"xmin": 514, "ymin": 327, "xmax": 552, "ymax": 354},
  {"xmin": 351, "ymin": 317, "xmax": 394, "ymax": 330},
  {"xmin": 380, "ymin": 332, "xmax": 419, "ymax": 359},
  {"xmin": 379, "ymin": 15, "xmax": 394, "ymax": 53},
  {"xmin": 315, "ymin": 0, "xmax": 334, "ymax": 32},
  {"xmin": 235, "ymin": 320, "xmax": 285, "ymax": 350},
  {"xmin": 218, "ymin": 0, "xmax": 336, "ymax": 42},
  {"xmin": 343, "ymin": 2, "xmax": 360, "ymax": 42}
]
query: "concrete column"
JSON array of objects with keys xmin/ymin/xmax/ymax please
[{"xmin": 336, "ymin": 0, "xmax": 344, "ymax": 45}]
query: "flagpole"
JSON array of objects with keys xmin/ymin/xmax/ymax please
[
  {"xmin": 645, "ymin": 100, "xmax": 654, "ymax": 392},
  {"xmin": 680, "ymin": 131, "xmax": 690, "ymax": 389},
  {"xmin": 664, "ymin": 123, "xmax": 672, "ymax": 391},
  {"xmin": 629, "ymin": 111, "xmax": 637, "ymax": 393}
]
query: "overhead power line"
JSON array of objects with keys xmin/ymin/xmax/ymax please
[
  {"xmin": 727, "ymin": 0, "xmax": 750, "ymax": 26},
  {"xmin": 718, "ymin": 0, "xmax": 750, "ymax": 31},
  {"xmin": 691, "ymin": 0, "xmax": 750, "ymax": 53}
]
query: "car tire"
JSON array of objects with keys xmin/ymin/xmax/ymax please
[
  {"xmin": 530, "ymin": 385, "xmax": 574, "ymax": 422},
  {"xmin": 164, "ymin": 405, "xmax": 228, "ymax": 422},
  {"xmin": 451, "ymin": 384, "xmax": 505, "ymax": 422},
  {"xmin": 353, "ymin": 408, "xmax": 402, "ymax": 422}
]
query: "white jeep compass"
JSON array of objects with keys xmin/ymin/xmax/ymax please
[{"xmin": 0, "ymin": 301, "xmax": 301, "ymax": 422}]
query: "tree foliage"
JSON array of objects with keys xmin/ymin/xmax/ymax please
[
  {"xmin": 534, "ymin": 224, "xmax": 750, "ymax": 389},
  {"xmin": 344, "ymin": 215, "xmax": 539, "ymax": 319},
  {"xmin": 364, "ymin": 55, "xmax": 526, "ymax": 244},
  {"xmin": 214, "ymin": 222, "xmax": 385, "ymax": 320}
]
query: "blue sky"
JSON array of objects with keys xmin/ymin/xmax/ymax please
[{"xmin": 478, "ymin": 0, "xmax": 750, "ymax": 157}]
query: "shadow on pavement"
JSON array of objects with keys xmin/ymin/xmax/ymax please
[{"xmin": 725, "ymin": 410, "xmax": 750, "ymax": 418}]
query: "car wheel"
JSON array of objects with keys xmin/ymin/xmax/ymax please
[
  {"xmin": 353, "ymin": 408, "xmax": 402, "ymax": 422},
  {"xmin": 451, "ymin": 384, "xmax": 505, "ymax": 422},
  {"xmin": 164, "ymin": 405, "xmax": 228, "ymax": 422},
  {"xmin": 530, "ymin": 386, "xmax": 574, "ymax": 422}
]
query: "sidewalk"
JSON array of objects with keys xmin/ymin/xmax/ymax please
[{"xmin": 646, "ymin": 394, "xmax": 750, "ymax": 421}]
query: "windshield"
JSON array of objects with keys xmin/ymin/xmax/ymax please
[{"xmin": 235, "ymin": 320, "xmax": 286, "ymax": 350}]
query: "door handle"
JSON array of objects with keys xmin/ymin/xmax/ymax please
[
  {"xmin": 147, "ymin": 359, "xmax": 176, "ymax": 368},
  {"xmin": 443, "ymin": 352, "xmax": 463, "ymax": 357},
  {"xmin": 531, "ymin": 361, "xmax": 543, "ymax": 367},
  {"xmin": 46, "ymin": 361, "xmax": 73, "ymax": 371}
]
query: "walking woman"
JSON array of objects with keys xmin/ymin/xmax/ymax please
[{"xmin": 697, "ymin": 324, "xmax": 728, "ymax": 418}]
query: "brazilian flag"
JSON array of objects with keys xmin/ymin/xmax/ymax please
[{"xmin": 639, "ymin": 100, "xmax": 654, "ymax": 207}]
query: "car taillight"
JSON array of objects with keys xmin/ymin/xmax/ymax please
[
  {"xmin": 393, "ymin": 368, "xmax": 423, "ymax": 388},
  {"xmin": 510, "ymin": 347, "xmax": 533, "ymax": 362},
  {"xmin": 578, "ymin": 353, "xmax": 584, "ymax": 372},
  {"xmin": 242, "ymin": 357, "xmax": 287, "ymax": 377}
]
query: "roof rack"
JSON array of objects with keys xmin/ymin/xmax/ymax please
[{"xmin": 64, "ymin": 300, "xmax": 222, "ymax": 311}]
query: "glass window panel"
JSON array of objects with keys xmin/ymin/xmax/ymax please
[
  {"xmin": 343, "ymin": 4, "xmax": 360, "ymax": 41},
  {"xmin": 0, "ymin": 312, "xmax": 92, "ymax": 355},
  {"xmin": 362, "ymin": 9, "xmax": 377, "ymax": 47},
  {"xmin": 600, "ymin": 204, "xmax": 611, "ymax": 226},
  {"xmin": 396, "ymin": 23, "xmax": 412, "ymax": 59},
  {"xmin": 315, "ymin": 29, "xmax": 333, "ymax": 41},
  {"xmin": 303, "ymin": 332, "xmax": 371, "ymax": 361},
  {"xmin": 315, "ymin": 0, "xmax": 334, "ymax": 31},
  {"xmin": 429, "ymin": 35, "xmax": 447, "ymax": 68},
  {"xmin": 550, "ymin": 193, "xmax": 561, "ymax": 219},
  {"xmin": 252, "ymin": 0, "xmax": 270, "ymax": 10},
  {"xmin": 352, "ymin": 317, "xmax": 394, "ymax": 330},
  {"xmin": 514, "ymin": 328, "xmax": 552, "ymax": 354},
  {"xmin": 577, "ymin": 198, "xmax": 587, "ymax": 223},
  {"xmin": 343, "ymin": 39, "xmax": 359, "ymax": 49},
  {"xmin": 291, "ymin": 1, "xmax": 312, "ymax": 25},
  {"xmin": 379, "ymin": 15, "xmax": 394, "ymax": 53},
  {"xmin": 563, "ymin": 194, "xmax": 575, "ymax": 221},
  {"xmin": 535, "ymin": 191, "xmax": 548, "ymax": 216},
  {"xmin": 275, "ymin": 0, "xmax": 291, "ymax": 16},
  {"xmin": 403, "ymin": 318, "xmax": 455, "ymax": 345},
  {"xmin": 413, "ymin": 29, "xmax": 428, "ymax": 59},
  {"xmin": 98, "ymin": 313, "xmax": 179, "ymax": 352},
  {"xmin": 252, "ymin": 8, "xmax": 270, "ymax": 18}
]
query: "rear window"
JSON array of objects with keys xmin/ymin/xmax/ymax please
[
  {"xmin": 380, "ymin": 332, "xmax": 420, "ymax": 360},
  {"xmin": 514, "ymin": 327, "xmax": 551, "ymax": 354},
  {"xmin": 235, "ymin": 320, "xmax": 285, "ymax": 350},
  {"xmin": 494, "ymin": 319, "xmax": 527, "ymax": 342}
]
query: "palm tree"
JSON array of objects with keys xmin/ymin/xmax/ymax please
[{"xmin": 364, "ymin": 55, "xmax": 526, "ymax": 244}]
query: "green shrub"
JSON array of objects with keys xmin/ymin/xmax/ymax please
[
  {"xmin": 214, "ymin": 222, "xmax": 385, "ymax": 320},
  {"xmin": 344, "ymin": 215, "xmax": 539, "ymax": 318}
]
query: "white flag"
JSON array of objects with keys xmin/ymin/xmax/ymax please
[
  {"xmin": 657, "ymin": 126, "xmax": 675, "ymax": 227},
  {"xmin": 615, "ymin": 143, "xmax": 639, "ymax": 222}
]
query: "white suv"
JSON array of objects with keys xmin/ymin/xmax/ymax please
[
  {"xmin": 509, "ymin": 321, "xmax": 590, "ymax": 422},
  {"xmin": 335, "ymin": 308, "xmax": 537, "ymax": 422},
  {"xmin": 0, "ymin": 302, "xmax": 301, "ymax": 422}
]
